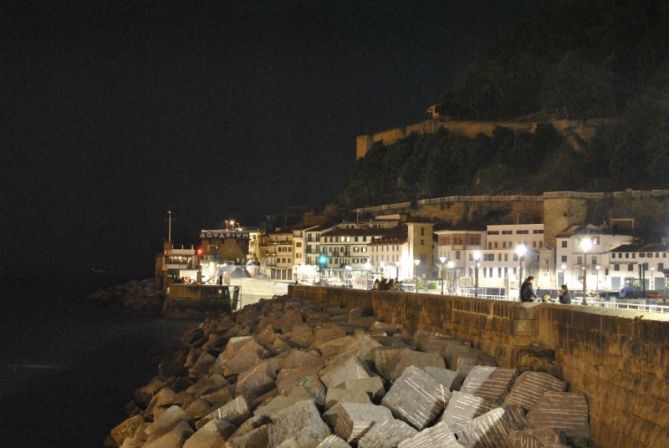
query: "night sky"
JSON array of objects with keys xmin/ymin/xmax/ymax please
[{"xmin": 2, "ymin": 0, "xmax": 533, "ymax": 276}]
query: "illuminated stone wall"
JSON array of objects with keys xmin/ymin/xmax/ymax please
[{"xmin": 288, "ymin": 285, "xmax": 669, "ymax": 447}]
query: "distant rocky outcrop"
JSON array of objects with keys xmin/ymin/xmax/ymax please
[{"xmin": 91, "ymin": 279, "xmax": 165, "ymax": 317}]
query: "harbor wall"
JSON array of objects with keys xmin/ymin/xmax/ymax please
[{"xmin": 288, "ymin": 285, "xmax": 669, "ymax": 448}]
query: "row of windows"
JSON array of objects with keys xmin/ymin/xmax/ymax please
[
  {"xmin": 487, "ymin": 241, "xmax": 543, "ymax": 250},
  {"xmin": 371, "ymin": 255, "xmax": 400, "ymax": 263},
  {"xmin": 438, "ymin": 236, "xmax": 482, "ymax": 245},
  {"xmin": 611, "ymin": 252, "xmax": 668, "ymax": 259},
  {"xmin": 371, "ymin": 245, "xmax": 401, "ymax": 252},
  {"xmin": 325, "ymin": 246, "xmax": 368, "ymax": 253},
  {"xmin": 612, "ymin": 262, "xmax": 664, "ymax": 271},
  {"xmin": 277, "ymin": 246, "xmax": 292, "ymax": 253},
  {"xmin": 322, "ymin": 236, "xmax": 371, "ymax": 243},
  {"xmin": 487, "ymin": 229, "xmax": 543, "ymax": 235}
]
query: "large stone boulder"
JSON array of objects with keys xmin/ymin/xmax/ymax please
[
  {"xmin": 184, "ymin": 419, "xmax": 236, "ymax": 448},
  {"xmin": 200, "ymin": 396, "xmax": 251, "ymax": 428},
  {"xmin": 110, "ymin": 415, "xmax": 144, "ymax": 447},
  {"xmin": 333, "ymin": 402, "xmax": 393, "ymax": 443},
  {"xmin": 267, "ymin": 400, "xmax": 330, "ymax": 448},
  {"xmin": 397, "ymin": 422, "xmax": 463, "ymax": 448},
  {"xmin": 502, "ymin": 371, "xmax": 567, "ymax": 410},
  {"xmin": 526, "ymin": 392, "xmax": 590, "ymax": 443},
  {"xmin": 381, "ymin": 366, "xmax": 448, "ymax": 430},
  {"xmin": 459, "ymin": 366, "xmax": 517, "ymax": 404},
  {"xmin": 440, "ymin": 391, "xmax": 492, "ymax": 434},
  {"xmin": 458, "ymin": 405, "xmax": 527, "ymax": 448},
  {"xmin": 357, "ymin": 418, "xmax": 417, "ymax": 448},
  {"xmin": 319, "ymin": 356, "xmax": 371, "ymax": 388}
]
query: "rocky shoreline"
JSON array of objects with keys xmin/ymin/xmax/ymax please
[
  {"xmin": 106, "ymin": 295, "xmax": 591, "ymax": 448},
  {"xmin": 90, "ymin": 279, "xmax": 165, "ymax": 317}
]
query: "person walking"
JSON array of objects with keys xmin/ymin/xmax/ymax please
[
  {"xmin": 558, "ymin": 284, "xmax": 572, "ymax": 304},
  {"xmin": 520, "ymin": 276, "xmax": 538, "ymax": 302}
]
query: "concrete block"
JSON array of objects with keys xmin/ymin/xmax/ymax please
[
  {"xmin": 357, "ymin": 418, "xmax": 417, "ymax": 448},
  {"xmin": 459, "ymin": 366, "xmax": 517, "ymax": 404},
  {"xmin": 424, "ymin": 367, "xmax": 458, "ymax": 392},
  {"xmin": 325, "ymin": 387, "xmax": 371, "ymax": 410},
  {"xmin": 440, "ymin": 391, "xmax": 492, "ymax": 434},
  {"xmin": 320, "ymin": 356, "xmax": 371, "ymax": 388},
  {"xmin": 503, "ymin": 372, "xmax": 567, "ymax": 410},
  {"xmin": 201, "ymin": 396, "xmax": 250, "ymax": 428},
  {"xmin": 458, "ymin": 405, "xmax": 526, "ymax": 448},
  {"xmin": 333, "ymin": 402, "xmax": 393, "ymax": 443},
  {"xmin": 267, "ymin": 400, "xmax": 330, "ymax": 448},
  {"xmin": 381, "ymin": 366, "xmax": 448, "ymax": 430},
  {"xmin": 527, "ymin": 392, "xmax": 590, "ymax": 440},
  {"xmin": 389, "ymin": 349, "xmax": 446, "ymax": 381},
  {"xmin": 184, "ymin": 419, "xmax": 236, "ymax": 448},
  {"xmin": 397, "ymin": 422, "xmax": 464, "ymax": 448},
  {"xmin": 316, "ymin": 434, "xmax": 351, "ymax": 448}
]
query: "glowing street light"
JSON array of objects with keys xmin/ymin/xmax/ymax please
[
  {"xmin": 473, "ymin": 250, "xmax": 482, "ymax": 298},
  {"xmin": 579, "ymin": 237, "xmax": 593, "ymax": 305}
]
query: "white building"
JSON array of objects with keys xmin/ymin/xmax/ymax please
[
  {"xmin": 434, "ymin": 228, "xmax": 485, "ymax": 286},
  {"xmin": 478, "ymin": 223, "xmax": 544, "ymax": 290},
  {"xmin": 609, "ymin": 242, "xmax": 668, "ymax": 291},
  {"xmin": 555, "ymin": 224, "xmax": 634, "ymax": 291}
]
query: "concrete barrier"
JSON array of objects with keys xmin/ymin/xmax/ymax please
[{"xmin": 288, "ymin": 285, "xmax": 669, "ymax": 448}]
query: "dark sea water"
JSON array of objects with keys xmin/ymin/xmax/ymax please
[{"xmin": 0, "ymin": 275, "xmax": 191, "ymax": 448}]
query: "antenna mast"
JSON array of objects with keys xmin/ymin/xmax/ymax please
[{"xmin": 167, "ymin": 210, "xmax": 173, "ymax": 243}]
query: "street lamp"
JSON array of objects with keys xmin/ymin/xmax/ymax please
[
  {"xmin": 596, "ymin": 265, "xmax": 601, "ymax": 291},
  {"xmin": 579, "ymin": 237, "xmax": 593, "ymax": 305},
  {"xmin": 473, "ymin": 250, "xmax": 482, "ymax": 298},
  {"xmin": 414, "ymin": 259, "xmax": 420, "ymax": 293},
  {"xmin": 446, "ymin": 260, "xmax": 455, "ymax": 293},
  {"xmin": 439, "ymin": 256, "xmax": 447, "ymax": 295},
  {"xmin": 515, "ymin": 244, "xmax": 527, "ymax": 296},
  {"xmin": 650, "ymin": 266, "xmax": 655, "ymax": 291},
  {"xmin": 344, "ymin": 265, "xmax": 352, "ymax": 288}
]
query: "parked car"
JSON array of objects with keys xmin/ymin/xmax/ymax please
[{"xmin": 619, "ymin": 285, "xmax": 642, "ymax": 298}]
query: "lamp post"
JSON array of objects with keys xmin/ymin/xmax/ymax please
[
  {"xmin": 473, "ymin": 250, "xmax": 482, "ymax": 298},
  {"xmin": 595, "ymin": 265, "xmax": 601, "ymax": 291},
  {"xmin": 446, "ymin": 260, "xmax": 455, "ymax": 293},
  {"xmin": 364, "ymin": 261, "xmax": 372, "ymax": 290},
  {"xmin": 560, "ymin": 263, "xmax": 566, "ymax": 288},
  {"xmin": 395, "ymin": 262, "xmax": 400, "ymax": 281},
  {"xmin": 439, "ymin": 256, "xmax": 447, "ymax": 295},
  {"xmin": 650, "ymin": 266, "xmax": 655, "ymax": 291},
  {"xmin": 579, "ymin": 237, "xmax": 592, "ymax": 305},
  {"xmin": 414, "ymin": 259, "xmax": 420, "ymax": 293},
  {"xmin": 515, "ymin": 244, "xmax": 527, "ymax": 298},
  {"xmin": 344, "ymin": 265, "xmax": 352, "ymax": 288}
]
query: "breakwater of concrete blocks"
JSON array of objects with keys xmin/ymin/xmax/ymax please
[{"xmin": 106, "ymin": 295, "xmax": 594, "ymax": 448}]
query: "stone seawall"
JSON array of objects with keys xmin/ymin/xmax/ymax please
[{"xmin": 288, "ymin": 285, "xmax": 669, "ymax": 448}]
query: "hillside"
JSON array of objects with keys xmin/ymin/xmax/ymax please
[{"xmin": 342, "ymin": 0, "xmax": 669, "ymax": 209}]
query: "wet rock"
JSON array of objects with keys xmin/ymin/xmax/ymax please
[
  {"xmin": 389, "ymin": 349, "xmax": 445, "ymax": 382},
  {"xmin": 440, "ymin": 391, "xmax": 492, "ymax": 434},
  {"xmin": 236, "ymin": 362, "xmax": 276, "ymax": 400},
  {"xmin": 184, "ymin": 419, "xmax": 236, "ymax": 448},
  {"xmin": 267, "ymin": 400, "xmax": 330, "ymax": 448},
  {"xmin": 320, "ymin": 356, "xmax": 371, "ymax": 388},
  {"xmin": 147, "ymin": 387, "xmax": 180, "ymax": 416},
  {"xmin": 201, "ymin": 396, "xmax": 251, "ymax": 428},
  {"xmin": 424, "ymin": 367, "xmax": 458, "ymax": 392},
  {"xmin": 145, "ymin": 405, "xmax": 192, "ymax": 441},
  {"xmin": 225, "ymin": 424, "xmax": 269, "ymax": 448},
  {"xmin": 316, "ymin": 434, "xmax": 351, "ymax": 448},
  {"xmin": 315, "ymin": 336, "xmax": 355, "ymax": 362},
  {"xmin": 381, "ymin": 366, "xmax": 448, "ymax": 430},
  {"xmin": 201, "ymin": 386, "xmax": 234, "ymax": 409},
  {"xmin": 357, "ymin": 418, "xmax": 418, "ymax": 448},
  {"xmin": 185, "ymin": 398, "xmax": 212, "ymax": 420},
  {"xmin": 526, "ymin": 392, "xmax": 590, "ymax": 442},
  {"xmin": 503, "ymin": 372, "xmax": 567, "ymax": 410},
  {"xmin": 325, "ymin": 386, "xmax": 372, "ymax": 410},
  {"xmin": 287, "ymin": 324, "xmax": 315, "ymax": 348},
  {"xmin": 459, "ymin": 366, "xmax": 517, "ymax": 404},
  {"xmin": 189, "ymin": 352, "xmax": 216, "ymax": 378},
  {"xmin": 458, "ymin": 405, "xmax": 527, "ymax": 448},
  {"xmin": 136, "ymin": 377, "xmax": 167, "ymax": 407},
  {"xmin": 110, "ymin": 415, "xmax": 144, "ymax": 446},
  {"xmin": 397, "ymin": 422, "xmax": 463, "ymax": 448},
  {"xmin": 280, "ymin": 350, "xmax": 324, "ymax": 371},
  {"xmin": 187, "ymin": 374, "xmax": 229, "ymax": 398},
  {"xmin": 143, "ymin": 420, "xmax": 193, "ymax": 448},
  {"xmin": 333, "ymin": 402, "xmax": 393, "ymax": 443},
  {"xmin": 508, "ymin": 427, "xmax": 567, "ymax": 448},
  {"xmin": 340, "ymin": 376, "xmax": 386, "ymax": 400}
]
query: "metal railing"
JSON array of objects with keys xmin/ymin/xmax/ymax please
[{"xmin": 583, "ymin": 299, "xmax": 669, "ymax": 314}]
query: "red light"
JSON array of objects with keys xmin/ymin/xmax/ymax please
[{"xmin": 196, "ymin": 248, "xmax": 203, "ymax": 256}]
